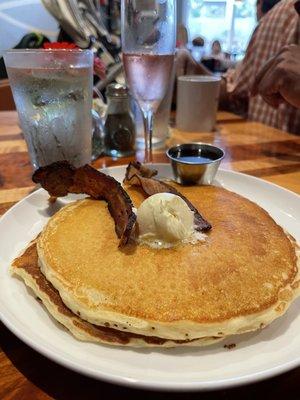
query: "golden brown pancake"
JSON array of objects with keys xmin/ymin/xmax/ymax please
[
  {"xmin": 36, "ymin": 185, "xmax": 300, "ymax": 341},
  {"xmin": 11, "ymin": 241, "xmax": 222, "ymax": 347}
]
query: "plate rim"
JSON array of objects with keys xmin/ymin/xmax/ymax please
[
  {"xmin": 1, "ymin": 165, "xmax": 299, "ymax": 226},
  {"xmin": 0, "ymin": 163, "xmax": 300, "ymax": 391}
]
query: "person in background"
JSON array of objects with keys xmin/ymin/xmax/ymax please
[
  {"xmin": 256, "ymin": 0, "xmax": 281, "ymax": 19},
  {"xmin": 252, "ymin": 44, "xmax": 300, "ymax": 109},
  {"xmin": 208, "ymin": 39, "xmax": 231, "ymax": 71},
  {"xmin": 176, "ymin": 0, "xmax": 300, "ymax": 134},
  {"xmin": 211, "ymin": 40, "xmax": 223, "ymax": 58},
  {"xmin": 193, "ymin": 36, "xmax": 205, "ymax": 47},
  {"xmin": 191, "ymin": 36, "xmax": 206, "ymax": 62},
  {"xmin": 177, "ymin": 24, "xmax": 189, "ymax": 49},
  {"xmin": 219, "ymin": 0, "xmax": 300, "ymax": 134},
  {"xmin": 176, "ymin": 0, "xmax": 281, "ymax": 77}
]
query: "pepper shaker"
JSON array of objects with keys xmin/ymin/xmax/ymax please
[{"xmin": 104, "ymin": 83, "xmax": 136, "ymax": 157}]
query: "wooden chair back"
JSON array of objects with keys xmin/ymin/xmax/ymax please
[{"xmin": 0, "ymin": 80, "xmax": 15, "ymax": 110}]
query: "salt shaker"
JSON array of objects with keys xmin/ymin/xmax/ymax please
[{"xmin": 104, "ymin": 83, "xmax": 136, "ymax": 157}]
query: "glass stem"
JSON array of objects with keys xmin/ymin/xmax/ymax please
[{"xmin": 142, "ymin": 110, "xmax": 153, "ymax": 163}]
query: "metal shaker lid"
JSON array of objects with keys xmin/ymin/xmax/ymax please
[{"xmin": 106, "ymin": 83, "xmax": 129, "ymax": 97}]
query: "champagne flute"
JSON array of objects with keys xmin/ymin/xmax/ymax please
[{"xmin": 121, "ymin": 0, "xmax": 176, "ymax": 163}]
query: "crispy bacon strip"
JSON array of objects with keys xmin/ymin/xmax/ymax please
[
  {"xmin": 125, "ymin": 161, "xmax": 158, "ymax": 180},
  {"xmin": 124, "ymin": 162, "xmax": 212, "ymax": 232},
  {"xmin": 32, "ymin": 161, "xmax": 136, "ymax": 246}
]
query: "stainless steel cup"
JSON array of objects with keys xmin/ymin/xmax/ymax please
[{"xmin": 166, "ymin": 143, "xmax": 225, "ymax": 185}]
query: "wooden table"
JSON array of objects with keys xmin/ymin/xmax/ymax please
[{"xmin": 0, "ymin": 111, "xmax": 300, "ymax": 399}]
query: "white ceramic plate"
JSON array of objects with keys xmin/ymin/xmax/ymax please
[{"xmin": 0, "ymin": 164, "xmax": 300, "ymax": 392}]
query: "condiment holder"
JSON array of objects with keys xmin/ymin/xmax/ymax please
[{"xmin": 166, "ymin": 143, "xmax": 225, "ymax": 185}]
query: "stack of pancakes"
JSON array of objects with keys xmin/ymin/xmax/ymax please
[{"xmin": 11, "ymin": 184, "xmax": 300, "ymax": 347}]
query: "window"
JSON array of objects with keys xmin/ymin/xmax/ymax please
[{"xmin": 185, "ymin": 0, "xmax": 257, "ymax": 59}]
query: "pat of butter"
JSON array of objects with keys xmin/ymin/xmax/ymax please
[{"xmin": 137, "ymin": 193, "xmax": 205, "ymax": 248}]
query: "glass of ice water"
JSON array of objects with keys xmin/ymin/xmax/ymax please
[{"xmin": 4, "ymin": 49, "xmax": 93, "ymax": 169}]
